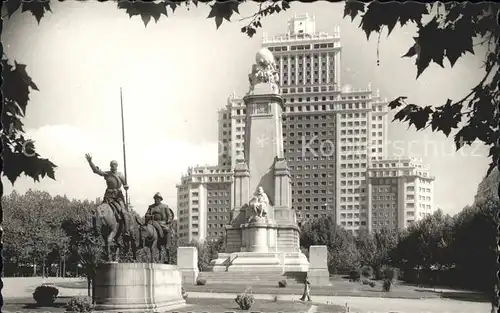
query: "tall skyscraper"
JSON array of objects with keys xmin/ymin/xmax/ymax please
[
  {"xmin": 219, "ymin": 14, "xmax": 388, "ymax": 234},
  {"xmin": 367, "ymin": 157, "xmax": 435, "ymax": 232},
  {"xmin": 180, "ymin": 14, "xmax": 392, "ymax": 238}
]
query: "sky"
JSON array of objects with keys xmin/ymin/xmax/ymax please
[{"xmin": 2, "ymin": 1, "xmax": 491, "ymax": 216}]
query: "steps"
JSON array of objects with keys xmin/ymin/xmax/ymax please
[{"xmin": 198, "ymin": 271, "xmax": 306, "ymax": 286}]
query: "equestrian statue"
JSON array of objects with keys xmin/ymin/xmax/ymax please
[
  {"xmin": 86, "ymin": 153, "xmax": 136, "ymax": 262},
  {"xmin": 136, "ymin": 192, "xmax": 175, "ymax": 263}
]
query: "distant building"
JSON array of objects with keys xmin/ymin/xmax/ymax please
[
  {"xmin": 367, "ymin": 157, "xmax": 435, "ymax": 232},
  {"xmin": 176, "ymin": 165, "xmax": 232, "ymax": 243},
  {"xmin": 473, "ymin": 167, "xmax": 499, "ymax": 204}
]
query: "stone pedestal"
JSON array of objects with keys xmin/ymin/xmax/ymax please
[
  {"xmin": 241, "ymin": 219, "xmax": 277, "ymax": 253},
  {"xmin": 307, "ymin": 245, "xmax": 330, "ymax": 286},
  {"xmin": 93, "ymin": 263, "xmax": 186, "ymax": 312},
  {"xmin": 177, "ymin": 247, "xmax": 199, "ymax": 285}
]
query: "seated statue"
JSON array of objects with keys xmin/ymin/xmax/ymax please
[{"xmin": 249, "ymin": 186, "xmax": 270, "ymax": 219}]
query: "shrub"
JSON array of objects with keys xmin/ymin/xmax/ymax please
[
  {"xmin": 278, "ymin": 279, "xmax": 287, "ymax": 288},
  {"xmin": 382, "ymin": 279, "xmax": 392, "ymax": 292},
  {"xmin": 361, "ymin": 279, "xmax": 370, "ymax": 285},
  {"xmin": 196, "ymin": 278, "xmax": 207, "ymax": 286},
  {"xmin": 65, "ymin": 296, "xmax": 93, "ymax": 312},
  {"xmin": 369, "ymin": 281, "xmax": 376, "ymax": 288},
  {"xmin": 349, "ymin": 270, "xmax": 361, "ymax": 282},
  {"xmin": 360, "ymin": 266, "xmax": 374, "ymax": 278},
  {"xmin": 33, "ymin": 285, "xmax": 59, "ymax": 306},
  {"xmin": 235, "ymin": 292, "xmax": 254, "ymax": 310},
  {"xmin": 181, "ymin": 287, "xmax": 188, "ymax": 300}
]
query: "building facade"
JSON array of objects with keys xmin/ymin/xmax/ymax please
[
  {"xmin": 221, "ymin": 14, "xmax": 388, "ymax": 234},
  {"xmin": 179, "ymin": 13, "xmax": 395, "ymax": 238},
  {"xmin": 367, "ymin": 157, "xmax": 435, "ymax": 232},
  {"xmin": 176, "ymin": 165, "xmax": 232, "ymax": 243}
]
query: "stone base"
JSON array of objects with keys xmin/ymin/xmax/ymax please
[
  {"xmin": 210, "ymin": 251, "xmax": 309, "ymax": 273},
  {"xmin": 307, "ymin": 269, "xmax": 331, "ymax": 286},
  {"xmin": 177, "ymin": 247, "xmax": 199, "ymax": 285},
  {"xmin": 180, "ymin": 269, "xmax": 199, "ymax": 285},
  {"xmin": 93, "ymin": 263, "xmax": 186, "ymax": 312}
]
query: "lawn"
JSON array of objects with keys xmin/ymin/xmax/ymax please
[
  {"xmin": 171, "ymin": 297, "xmax": 344, "ymax": 313},
  {"xmin": 182, "ymin": 281, "xmax": 440, "ymax": 299},
  {"xmin": 3, "ymin": 297, "xmax": 70, "ymax": 312},
  {"xmin": 1, "ymin": 297, "xmax": 344, "ymax": 313},
  {"xmin": 55, "ymin": 278, "xmax": 440, "ymax": 299}
]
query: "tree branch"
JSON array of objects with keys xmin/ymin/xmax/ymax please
[
  {"xmin": 237, "ymin": 2, "xmax": 263, "ymax": 22},
  {"xmin": 452, "ymin": 61, "xmax": 494, "ymax": 108}
]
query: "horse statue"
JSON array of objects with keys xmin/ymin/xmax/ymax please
[
  {"xmin": 135, "ymin": 206, "xmax": 175, "ymax": 263},
  {"xmin": 93, "ymin": 203, "xmax": 139, "ymax": 262}
]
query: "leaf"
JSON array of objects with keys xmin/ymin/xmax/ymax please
[
  {"xmin": 402, "ymin": 44, "xmax": 417, "ymax": 58},
  {"xmin": 393, "ymin": 104, "xmax": 433, "ymax": 130},
  {"xmin": 387, "ymin": 96, "xmax": 407, "ymax": 109},
  {"xmin": 117, "ymin": 0, "xmax": 168, "ymax": 27},
  {"xmin": 2, "ymin": 138, "xmax": 57, "ymax": 184},
  {"xmin": 207, "ymin": 1, "xmax": 241, "ymax": 29},
  {"xmin": 398, "ymin": 2, "xmax": 428, "ymax": 27},
  {"xmin": 409, "ymin": 106, "xmax": 433, "ymax": 130},
  {"xmin": 454, "ymin": 124, "xmax": 478, "ymax": 150},
  {"xmin": 444, "ymin": 16, "xmax": 475, "ymax": 67},
  {"xmin": 21, "ymin": 1, "xmax": 52, "ymax": 23},
  {"xmin": 282, "ymin": 1, "xmax": 291, "ymax": 10},
  {"xmin": 414, "ymin": 19, "xmax": 446, "ymax": 78},
  {"xmin": 241, "ymin": 25, "xmax": 257, "ymax": 38},
  {"xmin": 430, "ymin": 100, "xmax": 463, "ymax": 136},
  {"xmin": 343, "ymin": 0, "xmax": 365, "ymax": 21},
  {"xmin": 359, "ymin": 2, "xmax": 393, "ymax": 39},
  {"xmin": 358, "ymin": 2, "xmax": 426, "ymax": 39},
  {"xmin": 165, "ymin": 0, "xmax": 178, "ymax": 12},
  {"xmin": 393, "ymin": 104, "xmax": 418, "ymax": 123},
  {"xmin": 2, "ymin": 60, "xmax": 39, "ymax": 116},
  {"xmin": 4, "ymin": 0, "xmax": 22, "ymax": 18}
]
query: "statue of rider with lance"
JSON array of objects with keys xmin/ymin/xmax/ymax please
[{"xmin": 85, "ymin": 154, "xmax": 131, "ymax": 237}]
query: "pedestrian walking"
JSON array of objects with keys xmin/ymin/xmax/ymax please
[{"xmin": 300, "ymin": 276, "xmax": 311, "ymax": 302}]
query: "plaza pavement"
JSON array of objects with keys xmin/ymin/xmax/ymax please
[{"xmin": 1, "ymin": 277, "xmax": 491, "ymax": 313}]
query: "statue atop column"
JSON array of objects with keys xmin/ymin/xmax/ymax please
[
  {"xmin": 248, "ymin": 186, "xmax": 270, "ymax": 221},
  {"xmin": 248, "ymin": 48, "xmax": 280, "ymax": 94}
]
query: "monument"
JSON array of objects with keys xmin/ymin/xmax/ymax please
[
  {"xmin": 210, "ymin": 48, "xmax": 309, "ymax": 273},
  {"xmin": 86, "ymin": 87, "xmax": 186, "ymax": 312}
]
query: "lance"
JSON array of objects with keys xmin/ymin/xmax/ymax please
[{"xmin": 120, "ymin": 87, "xmax": 129, "ymax": 208}]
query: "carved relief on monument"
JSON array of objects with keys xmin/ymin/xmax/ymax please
[{"xmin": 252, "ymin": 103, "xmax": 271, "ymax": 115}]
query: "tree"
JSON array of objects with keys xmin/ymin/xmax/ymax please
[
  {"xmin": 355, "ymin": 229, "xmax": 377, "ymax": 267},
  {"xmin": 451, "ymin": 197, "xmax": 498, "ymax": 293},
  {"xmin": 300, "ymin": 216, "xmax": 361, "ymax": 273},
  {"xmin": 77, "ymin": 231, "xmax": 104, "ymax": 302},
  {"xmin": 2, "ymin": 190, "xmax": 68, "ymax": 276}
]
